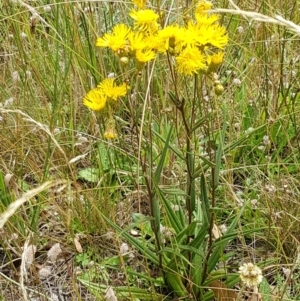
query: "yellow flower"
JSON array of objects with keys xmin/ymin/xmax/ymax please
[
  {"xmin": 83, "ymin": 88, "xmax": 107, "ymax": 111},
  {"xmin": 135, "ymin": 49, "xmax": 156, "ymax": 63},
  {"xmin": 128, "ymin": 31, "xmax": 148, "ymax": 51},
  {"xmin": 129, "ymin": 9, "xmax": 159, "ymax": 33},
  {"xmin": 98, "ymin": 78, "xmax": 128, "ymax": 101},
  {"xmin": 156, "ymin": 24, "xmax": 181, "ymax": 53},
  {"xmin": 204, "ymin": 24, "xmax": 228, "ymax": 48},
  {"xmin": 188, "ymin": 22, "xmax": 228, "ymax": 49},
  {"xmin": 174, "ymin": 27, "xmax": 198, "ymax": 52},
  {"xmin": 142, "ymin": 34, "xmax": 163, "ymax": 51},
  {"xmin": 96, "ymin": 24, "xmax": 131, "ymax": 54},
  {"xmin": 176, "ymin": 47, "xmax": 206, "ymax": 75},
  {"xmin": 132, "ymin": 0, "xmax": 146, "ymax": 8}
]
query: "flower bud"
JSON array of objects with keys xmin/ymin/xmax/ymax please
[
  {"xmin": 214, "ymin": 84, "xmax": 224, "ymax": 95},
  {"xmin": 120, "ymin": 57, "xmax": 129, "ymax": 64}
]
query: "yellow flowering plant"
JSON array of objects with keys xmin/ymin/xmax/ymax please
[
  {"xmin": 81, "ymin": 1, "xmax": 267, "ymax": 299},
  {"xmin": 83, "ymin": 0, "xmax": 229, "ymax": 139}
]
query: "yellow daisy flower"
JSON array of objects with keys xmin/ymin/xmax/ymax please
[
  {"xmin": 83, "ymin": 88, "xmax": 107, "ymax": 111},
  {"xmin": 98, "ymin": 78, "xmax": 128, "ymax": 101},
  {"xmin": 129, "ymin": 9, "xmax": 159, "ymax": 33},
  {"xmin": 202, "ymin": 24, "xmax": 228, "ymax": 48},
  {"xmin": 174, "ymin": 27, "xmax": 198, "ymax": 52},
  {"xmin": 156, "ymin": 24, "xmax": 181, "ymax": 53},
  {"xmin": 175, "ymin": 47, "xmax": 206, "ymax": 75},
  {"xmin": 141, "ymin": 34, "xmax": 163, "ymax": 52},
  {"xmin": 128, "ymin": 31, "xmax": 148, "ymax": 51},
  {"xmin": 188, "ymin": 22, "xmax": 228, "ymax": 49},
  {"xmin": 96, "ymin": 24, "xmax": 131, "ymax": 54},
  {"xmin": 135, "ymin": 49, "xmax": 156, "ymax": 63}
]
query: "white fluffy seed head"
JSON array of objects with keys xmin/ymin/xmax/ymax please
[
  {"xmin": 47, "ymin": 243, "xmax": 62, "ymax": 262},
  {"xmin": 38, "ymin": 266, "xmax": 52, "ymax": 279}
]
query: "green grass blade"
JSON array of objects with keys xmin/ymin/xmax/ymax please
[
  {"xmin": 200, "ymin": 174, "xmax": 210, "ymax": 226},
  {"xmin": 157, "ymin": 187, "xmax": 185, "ymax": 234},
  {"xmin": 213, "ymin": 107, "xmax": 227, "ymax": 188}
]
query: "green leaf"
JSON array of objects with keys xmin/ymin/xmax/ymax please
[
  {"xmin": 0, "ymin": 171, "xmax": 13, "ymax": 207},
  {"xmin": 77, "ymin": 167, "xmax": 100, "ymax": 183},
  {"xmin": 200, "ymin": 174, "xmax": 210, "ymax": 226},
  {"xmin": 132, "ymin": 213, "xmax": 154, "ymax": 237},
  {"xmin": 78, "ymin": 279, "xmax": 168, "ymax": 301},
  {"xmin": 152, "ymin": 128, "xmax": 185, "ymax": 160},
  {"xmin": 259, "ymin": 278, "xmax": 273, "ymax": 301},
  {"xmin": 214, "ymin": 107, "xmax": 227, "ymax": 188},
  {"xmin": 165, "ymin": 271, "xmax": 189, "ymax": 297},
  {"xmin": 157, "ymin": 187, "xmax": 185, "ymax": 234},
  {"xmin": 175, "ymin": 221, "xmax": 198, "ymax": 244},
  {"xmin": 97, "ymin": 141, "xmax": 114, "ymax": 172},
  {"xmin": 154, "ymin": 126, "xmax": 173, "ymax": 184}
]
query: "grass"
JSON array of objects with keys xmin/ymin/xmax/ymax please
[{"xmin": 1, "ymin": 0, "xmax": 300, "ymax": 300}]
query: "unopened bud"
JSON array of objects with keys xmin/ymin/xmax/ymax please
[
  {"xmin": 120, "ymin": 57, "xmax": 129, "ymax": 64},
  {"xmin": 215, "ymin": 84, "xmax": 224, "ymax": 95}
]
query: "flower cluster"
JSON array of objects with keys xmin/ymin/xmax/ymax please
[
  {"xmin": 95, "ymin": 0, "xmax": 228, "ymax": 75},
  {"xmin": 239, "ymin": 263, "xmax": 263, "ymax": 287},
  {"xmin": 83, "ymin": 0, "xmax": 228, "ymax": 139}
]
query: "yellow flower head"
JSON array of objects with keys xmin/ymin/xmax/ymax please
[
  {"xmin": 174, "ymin": 27, "xmax": 198, "ymax": 52},
  {"xmin": 135, "ymin": 49, "xmax": 156, "ymax": 63},
  {"xmin": 176, "ymin": 47, "xmax": 206, "ymax": 75},
  {"xmin": 129, "ymin": 9, "xmax": 159, "ymax": 34},
  {"xmin": 96, "ymin": 24, "xmax": 131, "ymax": 54},
  {"xmin": 132, "ymin": 0, "xmax": 146, "ymax": 8},
  {"xmin": 141, "ymin": 34, "xmax": 163, "ymax": 52},
  {"xmin": 128, "ymin": 31, "xmax": 148, "ymax": 51},
  {"xmin": 98, "ymin": 78, "xmax": 128, "ymax": 101},
  {"xmin": 83, "ymin": 88, "xmax": 107, "ymax": 111},
  {"xmin": 188, "ymin": 22, "xmax": 228, "ymax": 49},
  {"xmin": 204, "ymin": 24, "xmax": 228, "ymax": 48},
  {"xmin": 157, "ymin": 24, "xmax": 181, "ymax": 53}
]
